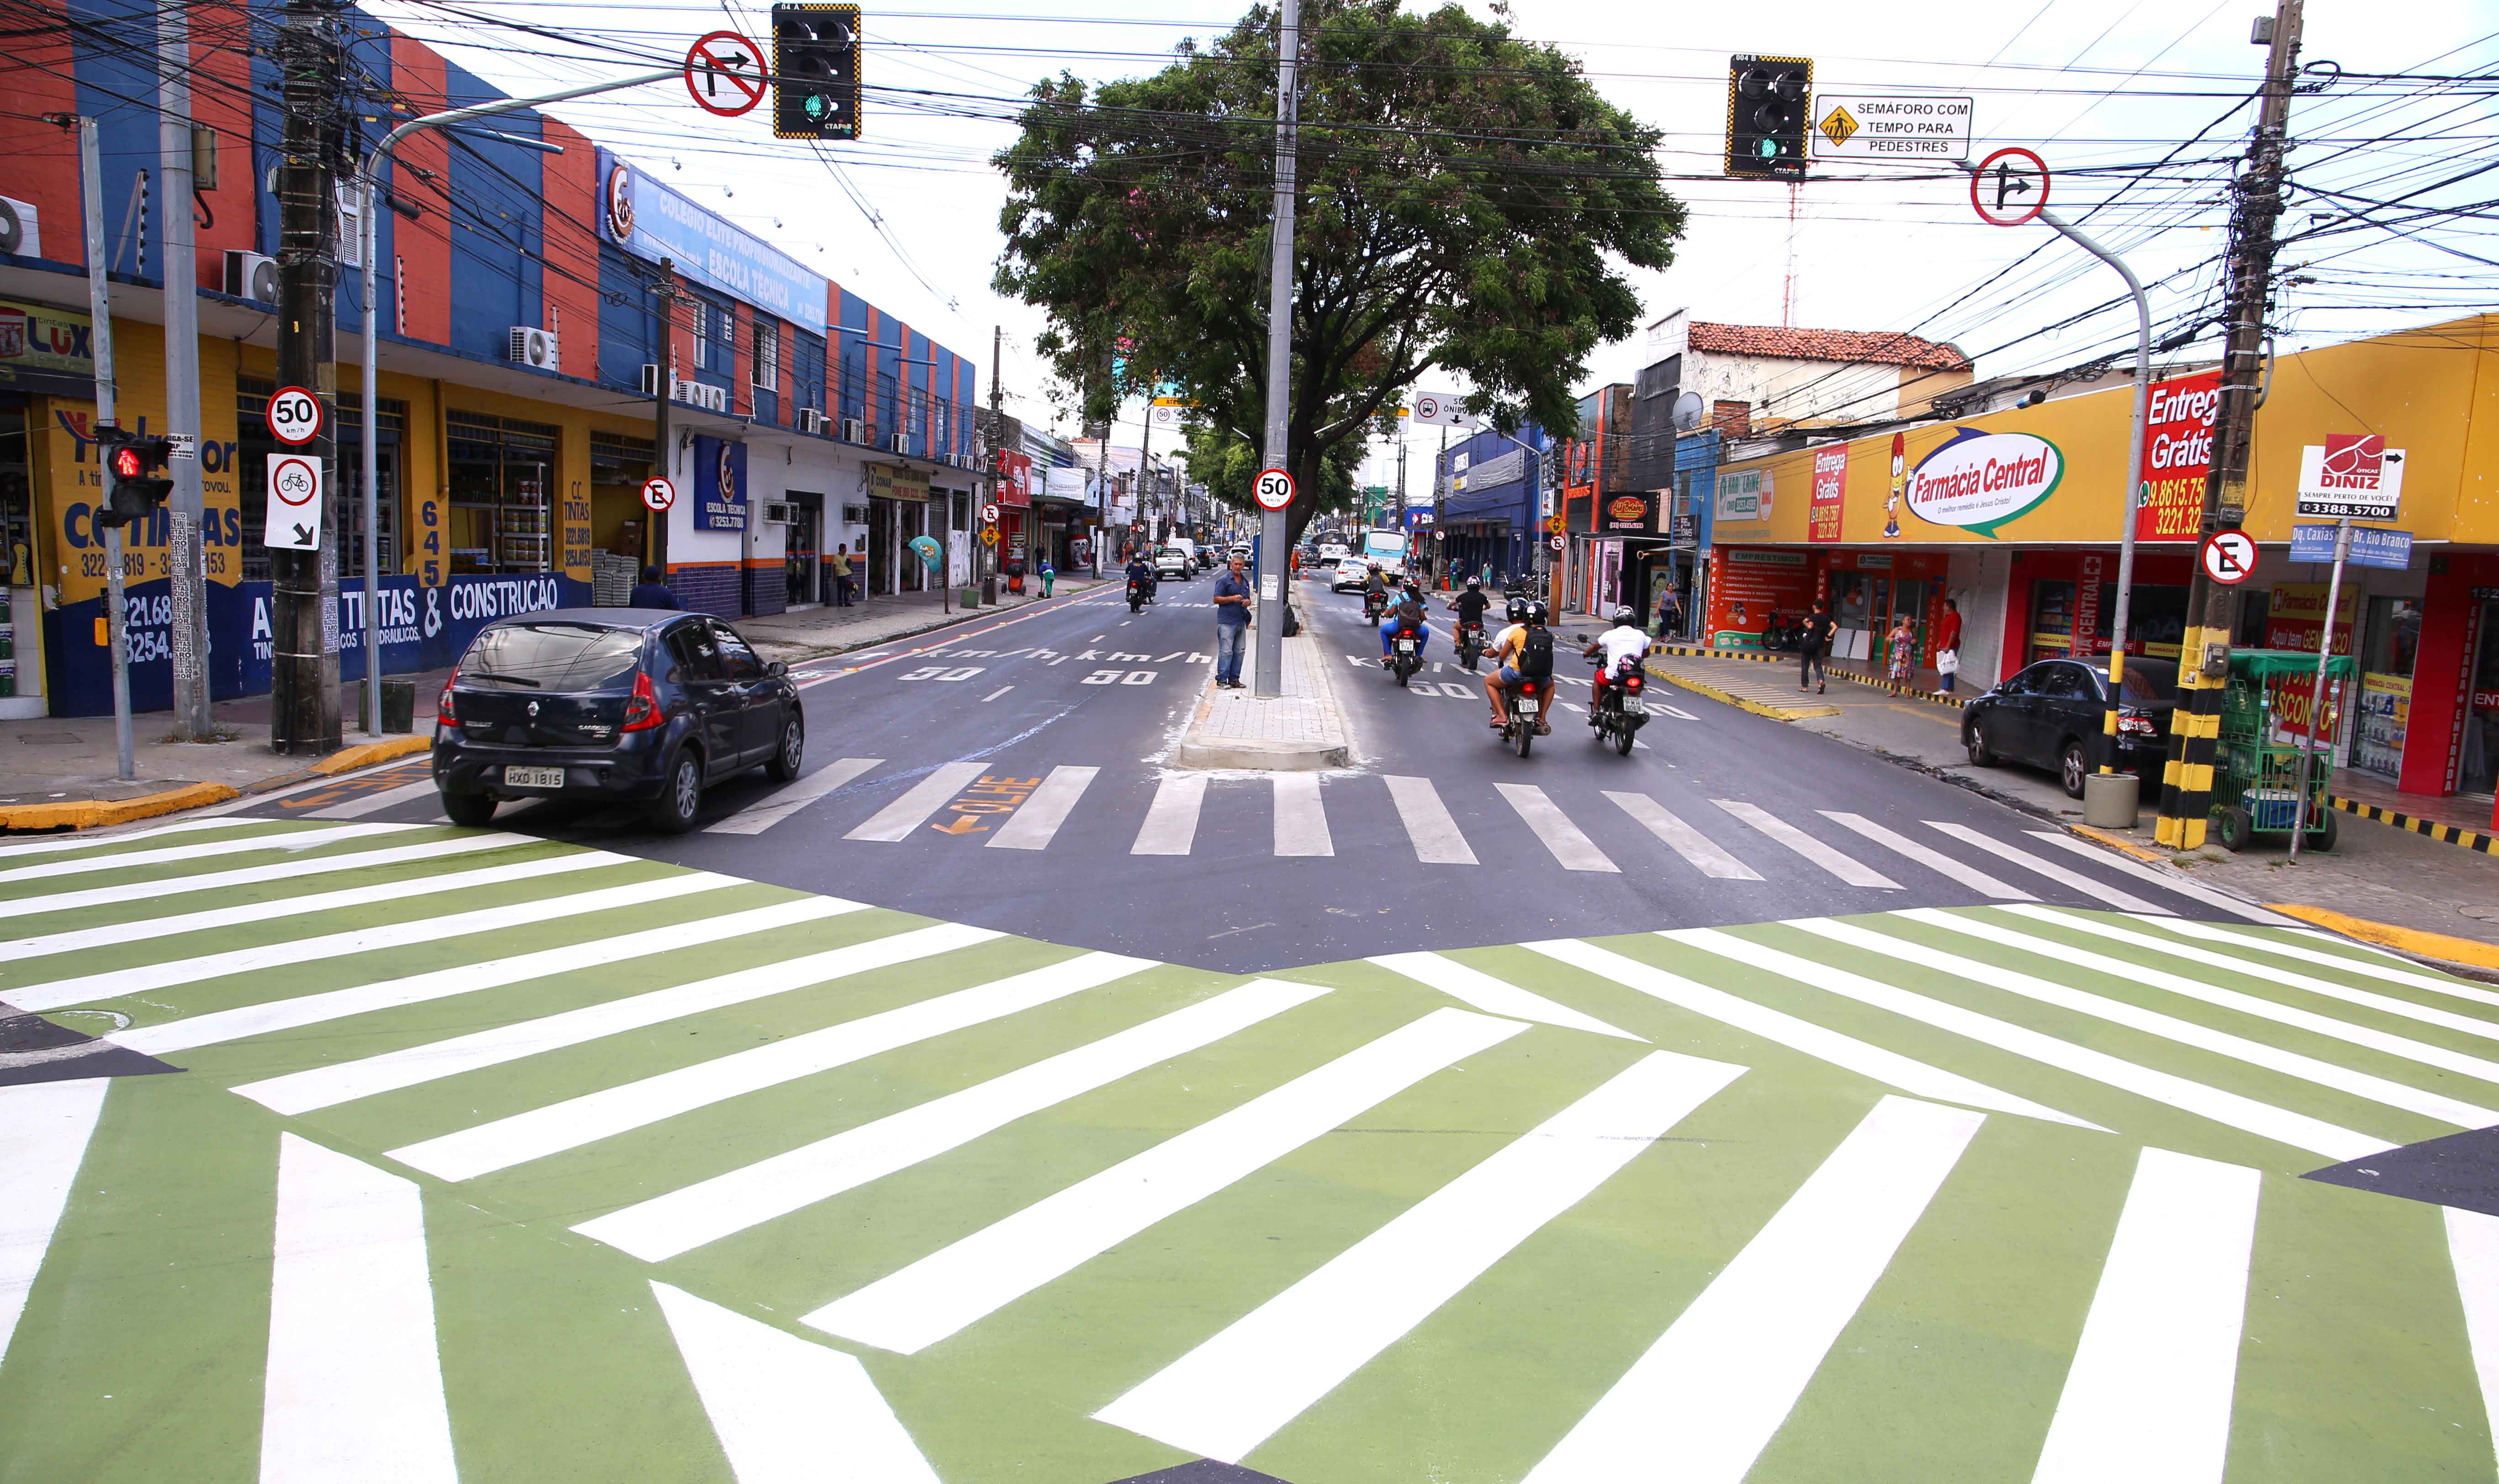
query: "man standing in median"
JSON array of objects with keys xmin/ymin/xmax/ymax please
[{"xmin": 1211, "ymin": 553, "xmax": 1252, "ymax": 689}]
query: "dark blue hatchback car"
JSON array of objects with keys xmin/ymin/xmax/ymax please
[{"xmin": 432, "ymin": 609, "xmax": 803, "ymax": 833}]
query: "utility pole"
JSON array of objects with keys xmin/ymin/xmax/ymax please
[
  {"xmin": 2154, "ymin": 0, "xmax": 2303, "ymax": 850},
  {"xmin": 75, "ymin": 118, "xmax": 134, "ymax": 781},
  {"xmin": 159, "ymin": 0, "xmax": 212, "ymax": 739},
  {"xmin": 1251, "ymin": 0, "xmax": 1301, "ymax": 698},
  {"xmin": 651, "ymin": 257, "xmax": 674, "ymax": 576},
  {"xmin": 270, "ymin": 0, "xmax": 341, "ymax": 754},
  {"xmin": 986, "ymin": 324, "xmax": 1002, "ymax": 602}
]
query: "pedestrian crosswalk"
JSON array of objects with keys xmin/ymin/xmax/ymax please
[{"xmin": 7, "ymin": 820, "xmax": 2499, "ymax": 1483}]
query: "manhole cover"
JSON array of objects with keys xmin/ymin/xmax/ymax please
[
  {"xmin": 15, "ymin": 731, "xmax": 79, "ymax": 745},
  {"xmin": 2459, "ymin": 901, "xmax": 2499, "ymax": 925}
]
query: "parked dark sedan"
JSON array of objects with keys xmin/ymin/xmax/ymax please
[
  {"xmin": 433, "ymin": 610, "xmax": 803, "ymax": 833},
  {"xmin": 1962, "ymin": 656, "xmax": 2177, "ymax": 798}
]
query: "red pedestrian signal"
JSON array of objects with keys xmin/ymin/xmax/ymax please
[{"xmin": 96, "ymin": 432, "xmax": 175, "ymax": 529}]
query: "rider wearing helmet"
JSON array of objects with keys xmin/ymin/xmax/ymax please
[
  {"xmin": 1583, "ymin": 605, "xmax": 1654, "ymax": 721},
  {"xmin": 1379, "ymin": 579, "xmax": 1432, "ymax": 664},
  {"xmin": 1483, "ymin": 599, "xmax": 1555, "ymax": 732}
]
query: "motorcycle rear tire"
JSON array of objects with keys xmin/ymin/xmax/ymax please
[
  {"xmin": 1395, "ymin": 662, "xmax": 1410, "ymax": 687},
  {"xmin": 1512, "ymin": 719, "xmax": 1533, "ymax": 758},
  {"xmin": 1615, "ymin": 725, "xmax": 1636, "ymax": 756},
  {"xmin": 1130, "ymin": 598, "xmax": 1142, "ymax": 613}
]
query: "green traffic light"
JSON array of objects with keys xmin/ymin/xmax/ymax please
[
  {"xmin": 804, "ymin": 93, "xmax": 828, "ymax": 119},
  {"xmin": 1758, "ymin": 138, "xmax": 1780, "ymax": 159}
]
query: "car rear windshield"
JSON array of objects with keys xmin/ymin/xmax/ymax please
[
  {"xmin": 458, "ymin": 623, "xmax": 645, "ymax": 691},
  {"xmin": 2120, "ymin": 659, "xmax": 2179, "ymax": 704}
]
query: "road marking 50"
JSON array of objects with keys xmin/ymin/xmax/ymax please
[{"xmin": 1081, "ymin": 670, "xmax": 1159, "ymax": 685}]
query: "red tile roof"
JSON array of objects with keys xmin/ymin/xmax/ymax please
[{"xmin": 1687, "ymin": 322, "xmax": 1972, "ymax": 371}]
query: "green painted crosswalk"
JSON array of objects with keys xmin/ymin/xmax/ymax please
[{"xmin": 4, "ymin": 819, "xmax": 2498, "ymax": 1484}]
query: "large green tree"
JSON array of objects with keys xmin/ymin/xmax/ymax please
[{"xmin": 993, "ymin": 0, "xmax": 1683, "ymax": 540}]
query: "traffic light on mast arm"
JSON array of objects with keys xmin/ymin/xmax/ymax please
[
  {"xmin": 773, "ymin": 4, "xmax": 862, "ymax": 141},
  {"xmin": 95, "ymin": 429, "xmax": 174, "ymax": 529},
  {"xmin": 1725, "ymin": 54, "xmax": 1811, "ymax": 180}
]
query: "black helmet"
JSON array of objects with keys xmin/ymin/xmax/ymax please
[
  {"xmin": 1465, "ymin": 577, "xmax": 1482, "ymax": 590},
  {"xmin": 1506, "ymin": 596, "xmax": 1530, "ymax": 622},
  {"xmin": 1612, "ymin": 606, "xmax": 1639, "ymax": 626},
  {"xmin": 1527, "ymin": 600, "xmax": 1549, "ymax": 623}
]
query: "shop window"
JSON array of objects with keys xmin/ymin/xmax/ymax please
[
  {"xmin": 2464, "ymin": 600, "xmax": 2499, "ymax": 797},
  {"xmin": 446, "ymin": 411, "xmax": 559, "ymax": 575},
  {"xmin": 588, "ymin": 432, "xmax": 656, "ymax": 578},
  {"xmin": 694, "ymin": 297, "xmax": 734, "ymax": 374},
  {"xmin": 2355, "ymin": 596, "xmax": 2424, "ymax": 781}
]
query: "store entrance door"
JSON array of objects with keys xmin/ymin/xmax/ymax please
[
  {"xmin": 785, "ymin": 493, "xmax": 822, "ymax": 608},
  {"xmin": 2462, "ymin": 598, "xmax": 2499, "ymax": 799}
]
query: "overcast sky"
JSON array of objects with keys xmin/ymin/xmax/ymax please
[{"xmin": 368, "ymin": 0, "xmax": 2499, "ymax": 492}]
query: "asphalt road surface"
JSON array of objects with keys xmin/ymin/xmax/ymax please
[{"xmin": 237, "ymin": 575, "xmax": 2266, "ymax": 973}]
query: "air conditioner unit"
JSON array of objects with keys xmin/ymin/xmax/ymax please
[
  {"xmin": 224, "ymin": 249, "xmax": 279, "ymax": 303},
  {"xmin": 641, "ymin": 363, "xmax": 664, "ymax": 396},
  {"xmin": 762, "ymin": 500, "xmax": 798, "ymax": 525},
  {"xmin": 0, "ymin": 194, "xmax": 39, "ymax": 258},
  {"xmin": 842, "ymin": 504, "xmax": 869, "ymax": 524},
  {"xmin": 841, "ymin": 418, "xmax": 865, "ymax": 444},
  {"xmin": 670, "ymin": 379, "xmax": 728, "ymax": 413},
  {"xmin": 889, "ymin": 432, "xmax": 909, "ymax": 454},
  {"xmin": 507, "ymin": 325, "xmax": 559, "ymax": 370},
  {"xmin": 796, "ymin": 408, "xmax": 824, "ymax": 435}
]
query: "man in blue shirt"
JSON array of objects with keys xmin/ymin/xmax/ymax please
[
  {"xmin": 1210, "ymin": 553, "xmax": 1252, "ymax": 688},
  {"xmin": 629, "ymin": 566, "xmax": 681, "ymax": 610}
]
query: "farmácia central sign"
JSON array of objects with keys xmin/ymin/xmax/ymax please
[{"xmin": 1907, "ymin": 427, "xmax": 2065, "ymax": 537}]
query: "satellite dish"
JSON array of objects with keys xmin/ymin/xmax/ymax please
[{"xmin": 1671, "ymin": 390, "xmax": 1705, "ymax": 433}]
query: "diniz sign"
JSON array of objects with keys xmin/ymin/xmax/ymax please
[
  {"xmin": 2297, "ymin": 433, "xmax": 2406, "ymax": 521},
  {"xmin": 1906, "ymin": 427, "xmax": 2064, "ymax": 537},
  {"xmin": 2135, "ymin": 370, "xmax": 2220, "ymax": 542}
]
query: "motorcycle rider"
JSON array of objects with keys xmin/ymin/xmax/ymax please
[
  {"xmin": 1360, "ymin": 562, "xmax": 1388, "ymax": 621},
  {"xmin": 1123, "ymin": 552, "xmax": 1156, "ymax": 605},
  {"xmin": 1482, "ymin": 600, "xmax": 1555, "ymax": 733},
  {"xmin": 1379, "ymin": 579, "xmax": 1431, "ymax": 665},
  {"xmin": 1448, "ymin": 576, "xmax": 1492, "ymax": 634},
  {"xmin": 1582, "ymin": 605, "xmax": 1653, "ymax": 726}
]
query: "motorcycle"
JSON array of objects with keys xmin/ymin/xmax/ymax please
[
  {"xmin": 1590, "ymin": 660, "xmax": 1649, "ymax": 756},
  {"xmin": 1388, "ymin": 625, "xmax": 1422, "ymax": 687},
  {"xmin": 1500, "ymin": 676, "xmax": 1550, "ymax": 758},
  {"xmin": 1362, "ymin": 589, "xmax": 1386, "ymax": 624},
  {"xmin": 1455, "ymin": 620, "xmax": 1485, "ymax": 671},
  {"xmin": 1759, "ymin": 610, "xmax": 1804, "ymax": 653},
  {"xmin": 1128, "ymin": 579, "xmax": 1146, "ymax": 614}
]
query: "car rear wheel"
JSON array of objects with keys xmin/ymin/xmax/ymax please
[
  {"xmin": 767, "ymin": 711, "xmax": 804, "ymax": 783},
  {"xmin": 648, "ymin": 748, "xmax": 703, "ymax": 834},
  {"xmin": 440, "ymin": 791, "xmax": 496, "ymax": 828}
]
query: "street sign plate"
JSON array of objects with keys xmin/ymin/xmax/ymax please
[
  {"xmin": 1549, "ymin": 534, "xmax": 1567, "ymax": 552},
  {"xmin": 641, "ymin": 476, "xmax": 677, "ymax": 512},
  {"xmin": 981, "ymin": 502, "xmax": 1000, "ymax": 525},
  {"xmin": 2291, "ymin": 523, "xmax": 2413, "ymax": 569},
  {"xmin": 685, "ymin": 31, "xmax": 767, "ymax": 117},
  {"xmin": 1813, "ymin": 96, "xmax": 1972, "ymax": 160},
  {"xmin": 267, "ymin": 385, "xmax": 322, "ymax": 445},
  {"xmin": 1970, "ymin": 147, "xmax": 2049, "ymax": 226},
  {"xmin": 980, "ymin": 526, "xmax": 999, "ymax": 547},
  {"xmin": 1544, "ymin": 514, "xmax": 1565, "ymax": 535},
  {"xmin": 1253, "ymin": 467, "xmax": 1295, "ymax": 511},
  {"xmin": 2201, "ymin": 529, "xmax": 2256, "ymax": 585},
  {"xmin": 2296, "ymin": 438, "xmax": 2404, "ymax": 521},
  {"xmin": 264, "ymin": 454, "xmax": 323, "ymax": 551}
]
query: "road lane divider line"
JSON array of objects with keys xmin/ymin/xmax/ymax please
[
  {"xmin": 2023, "ymin": 831, "xmax": 2290, "ymax": 925},
  {"xmin": 1521, "ymin": 1096, "xmax": 1983, "ymax": 1484},
  {"xmin": 0, "ymin": 1080, "xmax": 108, "ymax": 1371},
  {"xmin": 261, "ymin": 1136, "xmax": 458, "ymax": 1484},
  {"xmin": 1923, "ymin": 823, "xmax": 2167, "ymax": 914},
  {"xmin": 1274, "ymin": 774, "xmax": 1334, "ymax": 858},
  {"xmin": 5, "ymin": 873, "xmax": 735, "ymax": 1012},
  {"xmin": 705, "ymin": 758, "xmax": 885, "ymax": 837},
  {"xmin": 0, "ymin": 834, "xmax": 529, "ymax": 924},
  {"xmin": 114, "ymin": 895, "xmax": 854, "ymax": 1056},
  {"xmin": 572, "ymin": 977, "xmax": 1335, "ymax": 1263},
  {"xmin": 1525, "ymin": 938, "xmax": 2095, "ymax": 1129},
  {"xmin": 1819, "ymin": 811, "xmax": 2032, "ymax": 899},
  {"xmin": 1368, "ymin": 951, "xmax": 1644, "ymax": 1041},
  {"xmin": 654, "ymin": 1283, "xmax": 943, "ymax": 1484},
  {"xmin": 1668, "ymin": 926, "xmax": 2386, "ymax": 1160},
  {"xmin": 2028, "ymin": 1148, "xmax": 2260, "ymax": 1484},
  {"xmin": 990, "ymin": 767, "xmax": 1099, "ymax": 851},
  {"xmin": 808, "ymin": 1007, "xmax": 1533, "ymax": 1355},
  {"xmin": 2445, "ymin": 1207, "xmax": 2499, "ymax": 1460},
  {"xmin": 0, "ymin": 821, "xmax": 409, "ymax": 884},
  {"xmin": 1801, "ymin": 917, "xmax": 2499, "ymax": 1127},
  {"xmin": 1713, "ymin": 801, "xmax": 1898, "ymax": 889},
  {"xmin": 1604, "ymin": 793, "xmax": 1761, "ymax": 881},
  {"xmin": 1097, "ymin": 1049, "xmax": 1749, "ymax": 1464},
  {"xmin": 0, "ymin": 848, "xmax": 624, "ymax": 961},
  {"xmin": 1133, "ymin": 774, "xmax": 1208, "ymax": 856},
  {"xmin": 1383, "ymin": 775, "xmax": 1478, "ymax": 865},
  {"xmin": 845, "ymin": 762, "xmax": 987, "ymax": 842},
  {"xmin": 1497, "ymin": 784, "xmax": 1618, "ymax": 874}
]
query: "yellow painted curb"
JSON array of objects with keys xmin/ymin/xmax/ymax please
[
  {"xmin": 310, "ymin": 735, "xmax": 432, "ymax": 775},
  {"xmin": 2263, "ymin": 902, "xmax": 2499, "ymax": 974},
  {"xmin": 2070, "ymin": 825, "xmax": 2173, "ymax": 865},
  {"xmin": 1645, "ymin": 661, "xmax": 1840, "ymax": 723},
  {"xmin": 0, "ymin": 781, "xmax": 239, "ymax": 833}
]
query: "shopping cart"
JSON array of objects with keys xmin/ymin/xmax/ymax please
[{"xmin": 2209, "ymin": 649, "xmax": 2356, "ymax": 852}]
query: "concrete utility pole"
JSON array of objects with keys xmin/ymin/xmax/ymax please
[
  {"xmin": 1251, "ymin": 0, "xmax": 1301, "ymax": 698},
  {"xmin": 985, "ymin": 324, "xmax": 1002, "ymax": 601},
  {"xmin": 159, "ymin": 0, "xmax": 213, "ymax": 739},
  {"xmin": 270, "ymin": 0, "xmax": 342, "ymax": 754},
  {"xmin": 651, "ymin": 257, "xmax": 674, "ymax": 575},
  {"xmin": 2155, "ymin": 0, "xmax": 2303, "ymax": 850}
]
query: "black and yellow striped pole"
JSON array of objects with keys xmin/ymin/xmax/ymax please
[{"xmin": 2156, "ymin": 0, "xmax": 2304, "ymax": 850}]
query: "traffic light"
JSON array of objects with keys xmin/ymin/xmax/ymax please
[
  {"xmin": 773, "ymin": 4, "xmax": 861, "ymax": 141},
  {"xmin": 96, "ymin": 430, "xmax": 174, "ymax": 529},
  {"xmin": 1725, "ymin": 54, "xmax": 1811, "ymax": 180}
]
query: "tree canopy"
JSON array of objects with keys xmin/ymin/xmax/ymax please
[{"xmin": 992, "ymin": 0, "xmax": 1683, "ymax": 538}]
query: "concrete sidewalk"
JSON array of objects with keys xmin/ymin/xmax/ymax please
[
  {"xmin": 1177, "ymin": 584, "xmax": 1351, "ymax": 769},
  {"xmin": 739, "ymin": 577, "xmax": 1102, "ymax": 663}
]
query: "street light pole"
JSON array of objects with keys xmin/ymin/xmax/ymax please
[{"xmin": 1250, "ymin": 0, "xmax": 1301, "ymax": 699}]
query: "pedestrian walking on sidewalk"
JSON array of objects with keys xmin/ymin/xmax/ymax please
[
  {"xmin": 1039, "ymin": 558, "xmax": 1055, "ymax": 597},
  {"xmin": 1798, "ymin": 598, "xmax": 1834, "ymax": 694},
  {"xmin": 1211, "ymin": 553, "xmax": 1252, "ymax": 688},
  {"xmin": 629, "ymin": 566, "xmax": 680, "ymax": 610},
  {"xmin": 830, "ymin": 544, "xmax": 855, "ymax": 607},
  {"xmin": 1886, "ymin": 611, "xmax": 1918, "ymax": 691},
  {"xmin": 1934, "ymin": 598, "xmax": 1963, "ymax": 697}
]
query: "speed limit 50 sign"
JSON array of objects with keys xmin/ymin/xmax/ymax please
[{"xmin": 1253, "ymin": 467, "xmax": 1296, "ymax": 512}]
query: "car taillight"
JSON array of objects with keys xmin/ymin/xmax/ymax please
[
  {"xmin": 436, "ymin": 684, "xmax": 456, "ymax": 727},
  {"xmin": 621, "ymin": 671, "xmax": 663, "ymax": 731},
  {"xmin": 2118, "ymin": 713, "xmax": 2160, "ymax": 737}
]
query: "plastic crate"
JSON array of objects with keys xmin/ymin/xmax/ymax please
[{"xmin": 2243, "ymin": 787, "xmax": 2304, "ymax": 831}]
